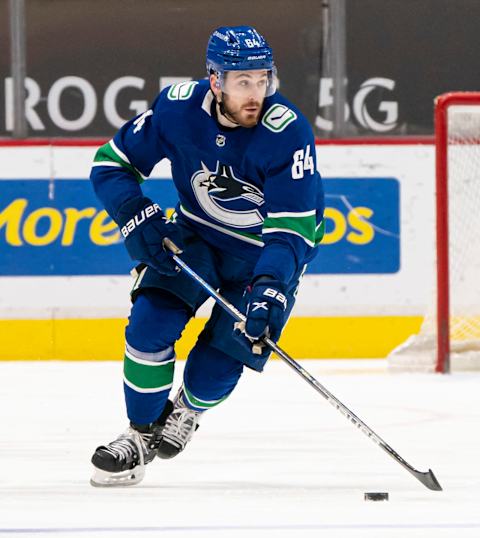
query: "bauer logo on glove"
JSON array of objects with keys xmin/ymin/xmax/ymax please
[
  {"xmin": 120, "ymin": 203, "xmax": 162, "ymax": 238},
  {"xmin": 115, "ymin": 195, "xmax": 184, "ymax": 276},
  {"xmin": 260, "ymin": 287, "xmax": 287, "ymax": 307}
]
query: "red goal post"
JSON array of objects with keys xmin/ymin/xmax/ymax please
[{"xmin": 390, "ymin": 91, "xmax": 480, "ymax": 373}]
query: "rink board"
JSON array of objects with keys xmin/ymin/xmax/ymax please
[
  {"xmin": 0, "ymin": 316, "xmax": 423, "ymax": 360},
  {"xmin": 0, "ymin": 141, "xmax": 434, "ymax": 359},
  {"xmin": 0, "ymin": 177, "xmax": 400, "ymax": 276}
]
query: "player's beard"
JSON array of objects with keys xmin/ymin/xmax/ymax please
[{"xmin": 221, "ymin": 95, "xmax": 263, "ymax": 128}]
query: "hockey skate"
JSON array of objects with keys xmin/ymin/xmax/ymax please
[
  {"xmin": 90, "ymin": 400, "xmax": 173, "ymax": 487},
  {"xmin": 156, "ymin": 388, "xmax": 202, "ymax": 459}
]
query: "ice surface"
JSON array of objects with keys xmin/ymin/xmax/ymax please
[{"xmin": 1, "ymin": 359, "xmax": 479, "ymax": 538}]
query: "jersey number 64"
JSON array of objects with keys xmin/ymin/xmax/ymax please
[{"xmin": 291, "ymin": 144, "xmax": 315, "ymax": 179}]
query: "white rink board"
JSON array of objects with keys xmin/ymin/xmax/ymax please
[{"xmin": 0, "ymin": 143, "xmax": 435, "ymax": 319}]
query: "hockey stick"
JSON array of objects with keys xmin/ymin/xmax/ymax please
[{"xmin": 163, "ymin": 238, "xmax": 442, "ymax": 492}]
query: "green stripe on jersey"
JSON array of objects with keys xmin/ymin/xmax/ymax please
[
  {"xmin": 263, "ymin": 213, "xmax": 317, "ymax": 244},
  {"xmin": 315, "ymin": 220, "xmax": 325, "ymax": 245},
  {"xmin": 93, "ymin": 141, "xmax": 144, "ymax": 183},
  {"xmin": 124, "ymin": 354, "xmax": 174, "ymax": 390}
]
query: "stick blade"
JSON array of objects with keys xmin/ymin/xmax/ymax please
[{"xmin": 414, "ymin": 468, "xmax": 443, "ymax": 491}]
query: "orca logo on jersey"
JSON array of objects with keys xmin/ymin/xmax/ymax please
[{"xmin": 191, "ymin": 161, "xmax": 264, "ymax": 228}]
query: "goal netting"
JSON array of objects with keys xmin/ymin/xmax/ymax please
[{"xmin": 388, "ymin": 92, "xmax": 480, "ymax": 373}]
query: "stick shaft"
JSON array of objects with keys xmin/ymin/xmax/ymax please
[{"xmin": 166, "ymin": 243, "xmax": 441, "ymax": 491}]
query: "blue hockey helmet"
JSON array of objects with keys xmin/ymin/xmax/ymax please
[{"xmin": 206, "ymin": 26, "xmax": 277, "ymax": 97}]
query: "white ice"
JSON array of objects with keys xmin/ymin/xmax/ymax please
[{"xmin": 1, "ymin": 359, "xmax": 479, "ymax": 538}]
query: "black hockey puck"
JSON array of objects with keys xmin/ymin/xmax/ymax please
[{"xmin": 364, "ymin": 492, "xmax": 389, "ymax": 501}]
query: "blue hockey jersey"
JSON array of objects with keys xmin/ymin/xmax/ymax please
[{"xmin": 90, "ymin": 79, "xmax": 324, "ymax": 284}]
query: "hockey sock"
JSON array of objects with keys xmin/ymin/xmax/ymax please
[{"xmin": 123, "ymin": 342, "xmax": 175, "ymax": 424}]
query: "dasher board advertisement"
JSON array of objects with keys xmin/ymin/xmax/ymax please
[{"xmin": 0, "ymin": 177, "xmax": 399, "ymax": 276}]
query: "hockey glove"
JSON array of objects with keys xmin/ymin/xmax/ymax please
[
  {"xmin": 115, "ymin": 195, "xmax": 183, "ymax": 276},
  {"xmin": 234, "ymin": 276, "xmax": 288, "ymax": 362}
]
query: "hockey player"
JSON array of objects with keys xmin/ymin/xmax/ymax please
[{"xmin": 89, "ymin": 25, "xmax": 325, "ymax": 486}]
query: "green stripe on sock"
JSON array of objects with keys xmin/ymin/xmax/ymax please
[
  {"xmin": 183, "ymin": 385, "xmax": 228, "ymax": 410},
  {"xmin": 124, "ymin": 355, "xmax": 174, "ymax": 390}
]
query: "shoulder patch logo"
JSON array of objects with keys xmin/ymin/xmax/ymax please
[
  {"xmin": 167, "ymin": 81, "xmax": 198, "ymax": 101},
  {"xmin": 261, "ymin": 104, "xmax": 297, "ymax": 133}
]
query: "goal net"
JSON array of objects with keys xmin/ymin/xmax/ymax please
[{"xmin": 389, "ymin": 92, "xmax": 480, "ymax": 373}]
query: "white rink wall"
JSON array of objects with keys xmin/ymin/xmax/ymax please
[{"xmin": 0, "ymin": 142, "xmax": 435, "ymax": 359}]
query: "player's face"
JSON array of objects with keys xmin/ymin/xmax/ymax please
[{"xmin": 214, "ymin": 70, "xmax": 269, "ymax": 127}]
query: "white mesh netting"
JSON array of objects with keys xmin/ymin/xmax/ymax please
[{"xmin": 389, "ymin": 102, "xmax": 480, "ymax": 372}]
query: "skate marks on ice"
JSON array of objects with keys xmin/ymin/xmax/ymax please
[
  {"xmin": 2, "ymin": 522, "xmax": 480, "ymax": 537},
  {"xmin": 1, "ymin": 360, "xmax": 480, "ymax": 538}
]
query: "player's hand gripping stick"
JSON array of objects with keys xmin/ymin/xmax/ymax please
[
  {"xmin": 235, "ymin": 277, "xmax": 288, "ymax": 360},
  {"xmin": 162, "ymin": 237, "xmax": 443, "ymax": 492},
  {"xmin": 116, "ymin": 196, "xmax": 183, "ymax": 276}
]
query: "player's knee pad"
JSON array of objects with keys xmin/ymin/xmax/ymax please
[
  {"xmin": 198, "ymin": 299, "xmax": 274, "ymax": 372},
  {"xmin": 182, "ymin": 340, "xmax": 244, "ymax": 410},
  {"xmin": 126, "ymin": 288, "xmax": 191, "ymax": 353}
]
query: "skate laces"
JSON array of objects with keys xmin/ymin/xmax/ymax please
[
  {"xmin": 101, "ymin": 428, "xmax": 148, "ymax": 463},
  {"xmin": 162, "ymin": 397, "xmax": 201, "ymax": 448}
]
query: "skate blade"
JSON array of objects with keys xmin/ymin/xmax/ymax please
[{"xmin": 90, "ymin": 465, "xmax": 145, "ymax": 487}]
